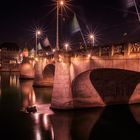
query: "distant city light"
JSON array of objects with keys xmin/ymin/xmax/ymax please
[
  {"xmin": 58, "ymin": 57, "xmax": 62, "ymax": 62},
  {"xmin": 87, "ymin": 53, "xmax": 91, "ymax": 58},
  {"xmin": 58, "ymin": 55, "xmax": 63, "ymax": 62},
  {"xmin": 52, "ymin": 49, "xmax": 56, "ymax": 52},
  {"xmin": 35, "ymin": 57, "xmax": 38, "ymax": 61}
]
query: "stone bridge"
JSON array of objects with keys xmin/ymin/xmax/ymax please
[{"xmin": 20, "ymin": 42, "xmax": 140, "ymax": 109}]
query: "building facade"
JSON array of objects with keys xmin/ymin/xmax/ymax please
[{"xmin": 0, "ymin": 42, "xmax": 20, "ymax": 71}]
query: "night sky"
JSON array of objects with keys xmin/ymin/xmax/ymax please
[{"xmin": 0, "ymin": 0, "xmax": 140, "ymax": 48}]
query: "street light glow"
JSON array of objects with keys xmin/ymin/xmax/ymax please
[
  {"xmin": 88, "ymin": 54, "xmax": 91, "ymax": 58},
  {"xmin": 36, "ymin": 30, "xmax": 41, "ymax": 35},
  {"xmin": 52, "ymin": 49, "xmax": 56, "ymax": 52},
  {"xmin": 56, "ymin": 0, "xmax": 72, "ymax": 50},
  {"xmin": 35, "ymin": 57, "xmax": 38, "ymax": 61},
  {"xmin": 64, "ymin": 43, "xmax": 69, "ymax": 47},
  {"xmin": 89, "ymin": 33, "xmax": 95, "ymax": 47},
  {"xmin": 35, "ymin": 29, "xmax": 42, "ymax": 57},
  {"xmin": 59, "ymin": 0, "xmax": 64, "ymax": 6},
  {"xmin": 89, "ymin": 34, "xmax": 94, "ymax": 39},
  {"xmin": 64, "ymin": 43, "xmax": 70, "ymax": 51}
]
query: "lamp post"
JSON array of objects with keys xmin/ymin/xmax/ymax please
[
  {"xmin": 56, "ymin": 0, "xmax": 64, "ymax": 50},
  {"xmin": 134, "ymin": 0, "xmax": 140, "ymax": 23},
  {"xmin": 35, "ymin": 30, "xmax": 41, "ymax": 57},
  {"xmin": 89, "ymin": 34, "xmax": 95, "ymax": 47}
]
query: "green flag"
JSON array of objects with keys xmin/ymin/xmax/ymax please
[
  {"xmin": 71, "ymin": 14, "xmax": 81, "ymax": 33},
  {"xmin": 37, "ymin": 42, "xmax": 42, "ymax": 50}
]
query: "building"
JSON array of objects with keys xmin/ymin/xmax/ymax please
[{"xmin": 0, "ymin": 42, "xmax": 20, "ymax": 71}]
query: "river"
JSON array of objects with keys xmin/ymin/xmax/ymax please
[{"xmin": 0, "ymin": 72, "xmax": 140, "ymax": 140}]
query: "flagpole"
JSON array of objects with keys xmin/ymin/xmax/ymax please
[
  {"xmin": 75, "ymin": 13, "xmax": 87, "ymax": 49},
  {"xmin": 79, "ymin": 29, "xmax": 87, "ymax": 49},
  {"xmin": 134, "ymin": 0, "xmax": 140, "ymax": 23},
  {"xmin": 56, "ymin": 0, "xmax": 59, "ymax": 50}
]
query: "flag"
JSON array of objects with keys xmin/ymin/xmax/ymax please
[
  {"xmin": 43, "ymin": 37, "xmax": 50, "ymax": 47},
  {"xmin": 37, "ymin": 42, "xmax": 42, "ymax": 50},
  {"xmin": 123, "ymin": 0, "xmax": 135, "ymax": 17},
  {"xmin": 29, "ymin": 48, "xmax": 35, "ymax": 57},
  {"xmin": 126, "ymin": 0, "xmax": 135, "ymax": 8},
  {"xmin": 71, "ymin": 14, "xmax": 81, "ymax": 34}
]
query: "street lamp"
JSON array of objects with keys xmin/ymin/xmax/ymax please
[
  {"xmin": 60, "ymin": 0, "xmax": 64, "ymax": 6},
  {"xmin": 52, "ymin": 48, "xmax": 56, "ymax": 53},
  {"xmin": 56, "ymin": 0, "xmax": 65, "ymax": 50},
  {"xmin": 35, "ymin": 30, "xmax": 41, "ymax": 57},
  {"xmin": 64, "ymin": 43, "xmax": 69, "ymax": 51},
  {"xmin": 89, "ymin": 34, "xmax": 95, "ymax": 47}
]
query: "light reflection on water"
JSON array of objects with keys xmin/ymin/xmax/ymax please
[
  {"xmin": 0, "ymin": 72, "xmax": 52, "ymax": 109},
  {"xmin": 0, "ymin": 72, "xmax": 140, "ymax": 140}
]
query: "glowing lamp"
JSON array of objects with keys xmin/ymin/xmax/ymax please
[
  {"xmin": 88, "ymin": 54, "xmax": 91, "ymax": 58},
  {"xmin": 52, "ymin": 49, "xmax": 56, "ymax": 52},
  {"xmin": 59, "ymin": 0, "xmax": 64, "ymax": 6},
  {"xmin": 35, "ymin": 57, "xmax": 38, "ymax": 61}
]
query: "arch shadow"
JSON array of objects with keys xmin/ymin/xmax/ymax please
[
  {"xmin": 72, "ymin": 68, "xmax": 140, "ymax": 107},
  {"xmin": 42, "ymin": 64, "xmax": 55, "ymax": 86},
  {"xmin": 90, "ymin": 68, "xmax": 140, "ymax": 105}
]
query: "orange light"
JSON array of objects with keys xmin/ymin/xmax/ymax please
[
  {"xmin": 58, "ymin": 55, "xmax": 62, "ymax": 62},
  {"xmin": 59, "ymin": 58, "xmax": 62, "ymax": 62},
  {"xmin": 35, "ymin": 57, "xmax": 38, "ymax": 61},
  {"xmin": 36, "ymin": 30, "xmax": 41, "ymax": 35},
  {"xmin": 59, "ymin": 0, "xmax": 64, "ymax": 6},
  {"xmin": 64, "ymin": 43, "xmax": 69, "ymax": 51},
  {"xmin": 90, "ymin": 34, "xmax": 94, "ymax": 39},
  {"xmin": 88, "ymin": 54, "xmax": 91, "ymax": 58},
  {"xmin": 52, "ymin": 49, "xmax": 56, "ymax": 52}
]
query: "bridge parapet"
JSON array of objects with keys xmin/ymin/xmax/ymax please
[{"xmin": 56, "ymin": 42, "xmax": 140, "ymax": 59}]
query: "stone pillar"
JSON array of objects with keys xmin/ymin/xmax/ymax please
[
  {"xmin": 51, "ymin": 52, "xmax": 73, "ymax": 109},
  {"xmin": 19, "ymin": 57, "xmax": 35, "ymax": 79},
  {"xmin": 33, "ymin": 59, "xmax": 44, "ymax": 86},
  {"xmin": 125, "ymin": 43, "xmax": 132, "ymax": 56},
  {"xmin": 111, "ymin": 45, "xmax": 115, "ymax": 57},
  {"xmin": 99, "ymin": 47, "xmax": 101, "ymax": 57}
]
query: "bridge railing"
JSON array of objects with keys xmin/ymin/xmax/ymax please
[
  {"xmin": 26, "ymin": 41, "xmax": 140, "ymax": 63},
  {"xmin": 58, "ymin": 41, "xmax": 140, "ymax": 58}
]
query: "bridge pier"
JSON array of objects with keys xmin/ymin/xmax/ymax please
[
  {"xmin": 19, "ymin": 57, "xmax": 35, "ymax": 79},
  {"xmin": 51, "ymin": 53, "xmax": 74, "ymax": 109},
  {"xmin": 33, "ymin": 59, "xmax": 44, "ymax": 87}
]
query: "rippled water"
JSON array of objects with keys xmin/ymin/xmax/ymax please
[{"xmin": 0, "ymin": 72, "xmax": 140, "ymax": 140}]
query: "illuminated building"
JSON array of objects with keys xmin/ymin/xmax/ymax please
[{"xmin": 0, "ymin": 42, "xmax": 20, "ymax": 71}]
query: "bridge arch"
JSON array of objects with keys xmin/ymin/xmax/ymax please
[
  {"xmin": 72, "ymin": 68, "xmax": 140, "ymax": 108},
  {"xmin": 72, "ymin": 70, "xmax": 105, "ymax": 108},
  {"xmin": 42, "ymin": 64, "xmax": 55, "ymax": 86}
]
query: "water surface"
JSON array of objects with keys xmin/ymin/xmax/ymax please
[{"xmin": 0, "ymin": 72, "xmax": 140, "ymax": 140}]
